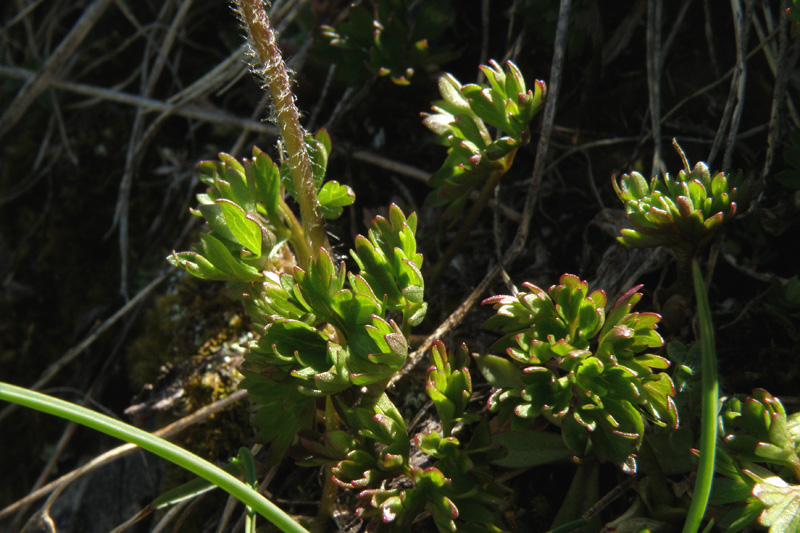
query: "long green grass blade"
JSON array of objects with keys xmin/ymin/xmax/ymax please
[
  {"xmin": 0, "ymin": 382, "xmax": 308, "ymax": 533},
  {"xmin": 682, "ymin": 259, "xmax": 719, "ymax": 532}
]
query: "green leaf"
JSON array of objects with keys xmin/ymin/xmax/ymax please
[
  {"xmin": 0, "ymin": 382, "xmax": 309, "ymax": 533},
  {"xmin": 474, "ymin": 353, "xmax": 524, "ymax": 389},
  {"xmin": 249, "ymin": 147, "xmax": 282, "ymax": 220},
  {"xmin": 491, "ymin": 430, "xmax": 573, "ymax": 467},
  {"xmin": 194, "ymin": 233, "xmax": 263, "ymax": 281},
  {"xmin": 754, "ymin": 477, "xmax": 800, "ymax": 532},
  {"xmin": 217, "ymin": 199, "xmax": 262, "ymax": 255},
  {"xmin": 219, "ymin": 153, "xmax": 255, "ymax": 212},
  {"xmin": 318, "ymin": 181, "xmax": 355, "ymax": 219}
]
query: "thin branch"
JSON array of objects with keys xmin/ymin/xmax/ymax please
[
  {"xmin": 0, "ymin": 0, "xmax": 114, "ymax": 138},
  {"xmin": 0, "ymin": 270, "xmax": 170, "ymax": 425},
  {"xmin": 0, "ymin": 65, "xmax": 279, "ymax": 135},
  {"xmin": 646, "ymin": 0, "xmax": 663, "ymax": 175},
  {"xmin": 722, "ymin": 0, "xmax": 754, "ymax": 170}
]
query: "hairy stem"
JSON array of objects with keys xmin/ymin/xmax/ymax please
[
  {"xmin": 236, "ymin": 0, "xmax": 331, "ymax": 265},
  {"xmin": 278, "ymin": 197, "xmax": 313, "ymax": 266}
]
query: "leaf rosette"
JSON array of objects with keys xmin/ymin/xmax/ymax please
[
  {"xmin": 239, "ymin": 205, "xmax": 424, "ymax": 444},
  {"xmin": 169, "ymin": 135, "xmax": 354, "ymax": 280},
  {"xmin": 294, "ymin": 344, "xmax": 508, "ymax": 532},
  {"xmin": 422, "ymin": 60, "xmax": 546, "ymax": 222},
  {"xmin": 711, "ymin": 390, "xmax": 800, "ymax": 531},
  {"xmin": 479, "ymin": 274, "xmax": 678, "ymax": 467},
  {"xmin": 613, "ymin": 146, "xmax": 750, "ymax": 266}
]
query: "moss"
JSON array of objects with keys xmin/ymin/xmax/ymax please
[{"xmin": 125, "ymin": 272, "xmax": 250, "ymax": 390}]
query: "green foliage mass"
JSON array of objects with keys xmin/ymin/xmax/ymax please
[
  {"xmin": 479, "ymin": 274, "xmax": 677, "ymax": 467},
  {"xmin": 423, "ymin": 60, "xmax": 546, "ymax": 223}
]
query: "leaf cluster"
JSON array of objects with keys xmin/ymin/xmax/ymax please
[
  {"xmin": 613, "ymin": 152, "xmax": 750, "ymax": 262},
  {"xmin": 168, "ymin": 131, "xmax": 353, "ymax": 280},
  {"xmin": 241, "ymin": 204, "xmax": 424, "ymax": 442},
  {"xmin": 316, "ymin": 0, "xmax": 455, "ymax": 85},
  {"xmin": 478, "ymin": 274, "xmax": 678, "ymax": 467},
  {"xmin": 712, "ymin": 390, "xmax": 800, "ymax": 532},
  {"xmin": 168, "ymin": 136, "xmax": 427, "ymax": 455},
  {"xmin": 294, "ymin": 342, "xmax": 509, "ymax": 532},
  {"xmin": 422, "ymin": 60, "xmax": 546, "ymax": 222}
]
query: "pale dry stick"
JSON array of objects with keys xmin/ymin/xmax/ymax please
[
  {"xmin": 755, "ymin": 5, "xmax": 779, "ymax": 74},
  {"xmin": 0, "ymin": 389, "xmax": 249, "ymax": 521},
  {"xmin": 0, "ymin": 0, "xmax": 114, "ymax": 138},
  {"xmin": 112, "ymin": 0, "xmax": 196, "ymax": 299},
  {"xmin": 390, "ymin": 0, "xmax": 572, "ymax": 386},
  {"xmin": 722, "ymin": 0, "xmax": 754, "ymax": 171},
  {"xmin": 123, "ymin": 46, "xmax": 252, "ymax": 182},
  {"xmin": 13, "ymin": 303, "xmax": 148, "ymax": 531},
  {"xmin": 659, "ymin": 0, "xmax": 694, "ymax": 73},
  {"xmin": 762, "ymin": 8, "xmax": 800, "ymax": 182},
  {"xmin": 546, "ymin": 135, "xmax": 641, "ymax": 176},
  {"xmin": 71, "ymin": 25, "xmax": 148, "ymax": 86},
  {"xmin": 306, "ymin": 64, "xmax": 337, "ymax": 132},
  {"xmin": 753, "ymin": 3, "xmax": 800, "ymax": 129},
  {"xmin": 270, "ymin": 0, "xmax": 301, "ymax": 22},
  {"xmin": 323, "ymin": 79, "xmax": 375, "ymax": 133},
  {"xmin": 165, "ymin": 47, "xmax": 249, "ymax": 107},
  {"xmin": 707, "ymin": 0, "xmax": 751, "ymax": 167},
  {"xmin": 0, "ymin": 270, "xmax": 170, "ymax": 426},
  {"xmin": 10, "ymin": 418, "xmax": 79, "ymax": 530},
  {"xmin": 505, "ymin": 0, "xmax": 522, "ymax": 52},
  {"xmin": 601, "ymin": 1, "xmax": 646, "ymax": 68},
  {"xmin": 2, "ymin": 0, "xmax": 47, "ymax": 33},
  {"xmin": 11, "ymin": 0, "xmax": 41, "ymax": 62},
  {"xmin": 703, "ymin": 0, "xmax": 722, "ymax": 78},
  {"xmin": 145, "ymin": 498, "xmax": 193, "ymax": 533},
  {"xmin": 231, "ymin": 91, "xmax": 272, "ymax": 157},
  {"xmin": 635, "ymin": 27, "xmax": 778, "ymax": 159},
  {"xmin": 646, "ymin": 0, "xmax": 664, "ymax": 176},
  {"xmin": 0, "ymin": 65, "xmax": 280, "ymax": 137},
  {"xmin": 50, "ymin": 94, "xmax": 78, "ymax": 165},
  {"xmin": 0, "ymin": 119, "xmax": 60, "ymax": 207}
]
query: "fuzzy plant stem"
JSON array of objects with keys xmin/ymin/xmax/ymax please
[
  {"xmin": 682, "ymin": 258, "xmax": 719, "ymax": 533},
  {"xmin": 429, "ymin": 151, "xmax": 516, "ymax": 284},
  {"xmin": 0, "ymin": 382, "xmax": 308, "ymax": 533},
  {"xmin": 235, "ymin": 0, "xmax": 331, "ymax": 264}
]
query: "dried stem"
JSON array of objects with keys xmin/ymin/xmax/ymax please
[{"xmin": 429, "ymin": 153, "xmax": 516, "ymax": 285}]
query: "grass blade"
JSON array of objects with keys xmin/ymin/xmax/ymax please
[{"xmin": 0, "ymin": 382, "xmax": 308, "ymax": 533}]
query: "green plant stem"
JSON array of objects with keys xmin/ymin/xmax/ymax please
[
  {"xmin": 312, "ymin": 397, "xmax": 340, "ymax": 533},
  {"xmin": 0, "ymin": 382, "xmax": 308, "ymax": 533},
  {"xmin": 278, "ymin": 196, "xmax": 313, "ymax": 266},
  {"xmin": 236, "ymin": 0, "xmax": 331, "ymax": 263},
  {"xmin": 682, "ymin": 259, "xmax": 718, "ymax": 533},
  {"xmin": 429, "ymin": 152, "xmax": 516, "ymax": 284}
]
